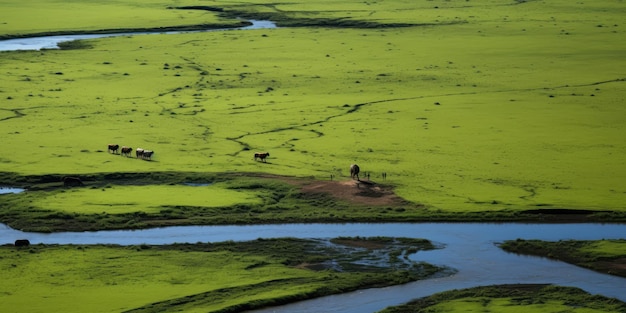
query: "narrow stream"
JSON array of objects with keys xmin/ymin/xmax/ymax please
[
  {"xmin": 0, "ymin": 20, "xmax": 276, "ymax": 51},
  {"xmin": 2, "ymin": 222, "xmax": 625, "ymax": 312},
  {"xmin": 0, "ymin": 187, "xmax": 25, "ymax": 194}
]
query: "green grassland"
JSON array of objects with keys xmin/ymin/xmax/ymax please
[
  {"xmin": 1, "ymin": 173, "xmax": 459, "ymax": 232},
  {"xmin": 32, "ymin": 183, "xmax": 262, "ymax": 214},
  {"xmin": 1, "ymin": 0, "xmax": 625, "ymax": 223},
  {"xmin": 378, "ymin": 284, "xmax": 626, "ymax": 313},
  {"xmin": 500, "ymin": 239, "xmax": 626, "ymax": 277},
  {"xmin": 0, "ymin": 237, "xmax": 441, "ymax": 313},
  {"xmin": 0, "ymin": 0, "xmax": 242, "ymax": 38}
]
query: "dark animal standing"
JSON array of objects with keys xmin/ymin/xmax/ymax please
[
  {"xmin": 63, "ymin": 176, "xmax": 84, "ymax": 187},
  {"xmin": 254, "ymin": 152, "xmax": 270, "ymax": 162},
  {"xmin": 120, "ymin": 146, "xmax": 132, "ymax": 157},
  {"xmin": 108, "ymin": 144, "xmax": 119, "ymax": 154},
  {"xmin": 136, "ymin": 148, "xmax": 144, "ymax": 158},
  {"xmin": 14, "ymin": 239, "xmax": 30, "ymax": 247},
  {"xmin": 142, "ymin": 150, "xmax": 154, "ymax": 160},
  {"xmin": 350, "ymin": 164, "xmax": 360, "ymax": 181}
]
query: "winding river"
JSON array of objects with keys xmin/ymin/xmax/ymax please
[
  {"xmin": 2, "ymin": 21, "xmax": 625, "ymax": 313},
  {"xmin": 2, "ymin": 222, "xmax": 625, "ymax": 312}
]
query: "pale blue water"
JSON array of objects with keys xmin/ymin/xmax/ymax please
[
  {"xmin": 0, "ymin": 20, "xmax": 276, "ymax": 51},
  {"xmin": 2, "ymin": 222, "xmax": 625, "ymax": 312},
  {"xmin": 0, "ymin": 187, "xmax": 24, "ymax": 194}
]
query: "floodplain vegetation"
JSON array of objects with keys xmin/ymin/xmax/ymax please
[
  {"xmin": 1, "ymin": 0, "xmax": 625, "ymax": 312},
  {"xmin": 1, "ymin": 0, "xmax": 625, "ymax": 226},
  {"xmin": 3, "ymin": 171, "xmax": 608, "ymax": 232},
  {"xmin": 501, "ymin": 238, "xmax": 626, "ymax": 278},
  {"xmin": 0, "ymin": 237, "xmax": 441, "ymax": 313},
  {"xmin": 378, "ymin": 284, "xmax": 626, "ymax": 313}
]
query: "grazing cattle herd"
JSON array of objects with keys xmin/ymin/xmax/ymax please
[
  {"xmin": 108, "ymin": 144, "xmax": 154, "ymax": 160},
  {"xmin": 104, "ymin": 144, "xmax": 374, "ymax": 185}
]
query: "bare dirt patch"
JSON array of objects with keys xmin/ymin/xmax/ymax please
[
  {"xmin": 595, "ymin": 258, "xmax": 626, "ymax": 277},
  {"xmin": 299, "ymin": 179, "xmax": 407, "ymax": 206}
]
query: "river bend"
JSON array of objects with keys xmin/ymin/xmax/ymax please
[{"xmin": 2, "ymin": 222, "xmax": 625, "ymax": 312}]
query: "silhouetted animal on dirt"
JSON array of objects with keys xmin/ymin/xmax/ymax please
[
  {"xmin": 350, "ymin": 164, "xmax": 360, "ymax": 181},
  {"xmin": 14, "ymin": 239, "xmax": 30, "ymax": 247},
  {"xmin": 108, "ymin": 144, "xmax": 119, "ymax": 154},
  {"xmin": 120, "ymin": 146, "xmax": 132, "ymax": 157},
  {"xmin": 63, "ymin": 176, "xmax": 84, "ymax": 187},
  {"xmin": 254, "ymin": 152, "xmax": 270, "ymax": 162}
]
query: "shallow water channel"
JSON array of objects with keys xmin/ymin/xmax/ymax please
[
  {"xmin": 0, "ymin": 187, "xmax": 25, "ymax": 194},
  {"xmin": 2, "ymin": 222, "xmax": 625, "ymax": 312},
  {"xmin": 0, "ymin": 20, "xmax": 276, "ymax": 51}
]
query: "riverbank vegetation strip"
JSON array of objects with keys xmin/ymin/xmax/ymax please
[
  {"xmin": 0, "ymin": 237, "xmax": 442, "ymax": 313},
  {"xmin": 3, "ymin": 172, "xmax": 624, "ymax": 232},
  {"xmin": 377, "ymin": 284, "xmax": 626, "ymax": 313},
  {"xmin": 500, "ymin": 239, "xmax": 626, "ymax": 278}
]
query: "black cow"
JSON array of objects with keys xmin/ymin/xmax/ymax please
[
  {"xmin": 63, "ymin": 176, "xmax": 84, "ymax": 187},
  {"xmin": 14, "ymin": 239, "xmax": 30, "ymax": 247},
  {"xmin": 254, "ymin": 152, "xmax": 270, "ymax": 162},
  {"xmin": 120, "ymin": 146, "xmax": 132, "ymax": 157},
  {"xmin": 108, "ymin": 144, "xmax": 119, "ymax": 154},
  {"xmin": 142, "ymin": 150, "xmax": 154, "ymax": 160},
  {"xmin": 350, "ymin": 164, "xmax": 360, "ymax": 181},
  {"xmin": 136, "ymin": 148, "xmax": 144, "ymax": 158}
]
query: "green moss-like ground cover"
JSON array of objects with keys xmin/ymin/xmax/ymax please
[
  {"xmin": 1, "ymin": 3, "xmax": 624, "ymax": 311},
  {"xmin": 0, "ymin": 172, "xmax": 440, "ymax": 232},
  {"xmin": 500, "ymin": 239, "xmax": 626, "ymax": 277},
  {"xmin": 0, "ymin": 237, "xmax": 441, "ymax": 313},
  {"xmin": 31, "ymin": 183, "xmax": 262, "ymax": 214},
  {"xmin": 378, "ymin": 284, "xmax": 626, "ymax": 313},
  {"xmin": 1, "ymin": 1, "xmax": 625, "ymax": 218},
  {"xmin": 0, "ymin": 0, "xmax": 241, "ymax": 38}
]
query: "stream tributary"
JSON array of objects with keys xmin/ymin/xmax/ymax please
[
  {"xmin": 0, "ymin": 20, "xmax": 276, "ymax": 51},
  {"xmin": 2, "ymin": 222, "xmax": 625, "ymax": 312}
]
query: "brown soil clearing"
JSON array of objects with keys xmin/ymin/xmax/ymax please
[{"xmin": 299, "ymin": 179, "xmax": 407, "ymax": 206}]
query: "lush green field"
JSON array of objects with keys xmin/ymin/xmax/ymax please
[
  {"xmin": 501, "ymin": 239, "xmax": 626, "ymax": 277},
  {"xmin": 378, "ymin": 284, "xmax": 626, "ymax": 313},
  {"xmin": 1, "ymin": 1, "xmax": 625, "ymax": 216},
  {"xmin": 0, "ymin": 237, "xmax": 441, "ymax": 313},
  {"xmin": 0, "ymin": 0, "xmax": 241, "ymax": 37},
  {"xmin": 32, "ymin": 182, "xmax": 262, "ymax": 214},
  {"xmin": 1, "ymin": 0, "xmax": 625, "ymax": 215},
  {"xmin": 1, "ymin": 2, "xmax": 624, "ymax": 311}
]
